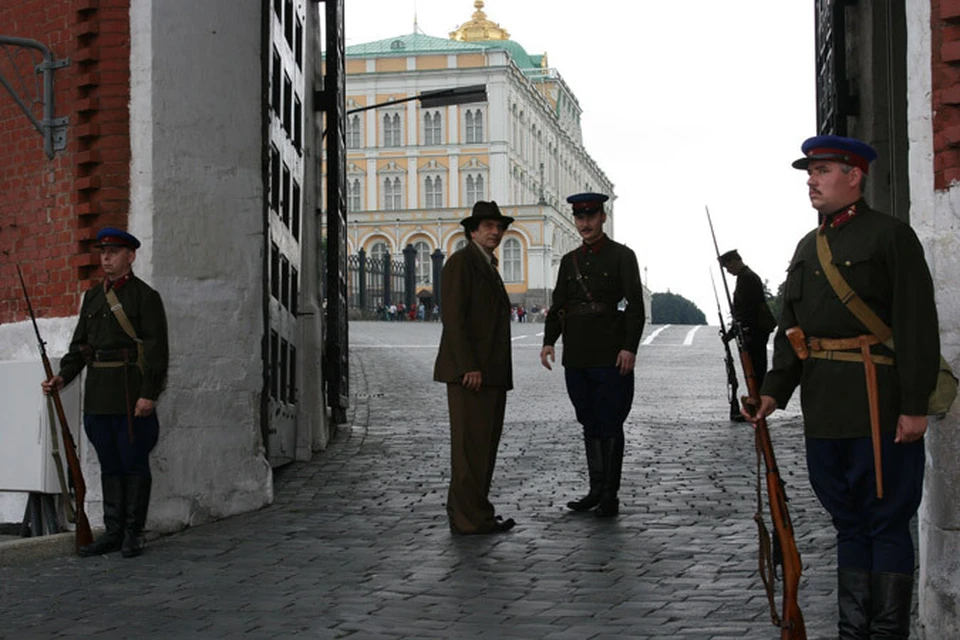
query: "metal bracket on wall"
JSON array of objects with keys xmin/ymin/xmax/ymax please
[{"xmin": 0, "ymin": 36, "xmax": 71, "ymax": 159}]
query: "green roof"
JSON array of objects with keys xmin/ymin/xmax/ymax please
[
  {"xmin": 346, "ymin": 33, "xmax": 484, "ymax": 57},
  {"xmin": 346, "ymin": 33, "xmax": 543, "ymax": 71}
]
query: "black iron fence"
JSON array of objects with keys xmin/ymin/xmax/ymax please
[{"xmin": 343, "ymin": 245, "xmax": 445, "ymax": 319}]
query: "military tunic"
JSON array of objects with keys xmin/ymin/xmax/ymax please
[
  {"xmin": 543, "ymin": 236, "xmax": 645, "ymax": 367},
  {"xmin": 760, "ymin": 200, "xmax": 940, "ymax": 438},
  {"xmin": 59, "ymin": 275, "xmax": 169, "ymax": 415}
]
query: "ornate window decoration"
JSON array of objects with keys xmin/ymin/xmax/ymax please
[
  {"xmin": 347, "ymin": 113, "xmax": 362, "ymax": 148},
  {"xmin": 461, "ymin": 157, "xmax": 489, "ymax": 206},
  {"xmin": 382, "ymin": 111, "xmax": 402, "ymax": 147},
  {"xmin": 347, "ymin": 162, "xmax": 365, "ymax": 212},
  {"xmin": 423, "ymin": 110, "xmax": 443, "ymax": 145},
  {"xmin": 419, "ymin": 159, "xmax": 446, "ymax": 209},
  {"xmin": 379, "ymin": 161, "xmax": 405, "ymax": 210},
  {"xmin": 465, "ymin": 108, "xmax": 484, "ymax": 143},
  {"xmin": 501, "ymin": 237, "xmax": 522, "ymax": 283}
]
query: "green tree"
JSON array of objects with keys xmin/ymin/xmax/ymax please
[
  {"xmin": 767, "ymin": 278, "xmax": 785, "ymax": 325},
  {"xmin": 651, "ymin": 291, "xmax": 707, "ymax": 325}
]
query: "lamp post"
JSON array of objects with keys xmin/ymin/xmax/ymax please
[{"xmin": 315, "ymin": 60, "xmax": 487, "ymax": 422}]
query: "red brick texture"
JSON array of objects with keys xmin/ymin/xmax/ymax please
[
  {"xmin": 933, "ymin": 0, "xmax": 960, "ymax": 189},
  {"xmin": 0, "ymin": 0, "xmax": 131, "ymax": 323}
]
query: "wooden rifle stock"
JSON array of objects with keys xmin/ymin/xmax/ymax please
[
  {"xmin": 705, "ymin": 206, "xmax": 804, "ymax": 638},
  {"xmin": 740, "ymin": 346, "xmax": 806, "ymax": 639},
  {"xmin": 17, "ymin": 265, "xmax": 94, "ymax": 553}
]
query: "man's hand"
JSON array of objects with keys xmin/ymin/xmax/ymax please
[
  {"xmin": 461, "ymin": 371, "xmax": 482, "ymax": 391},
  {"xmin": 743, "ymin": 395, "xmax": 778, "ymax": 424},
  {"xmin": 135, "ymin": 398, "xmax": 156, "ymax": 418},
  {"xmin": 615, "ymin": 350, "xmax": 636, "ymax": 376},
  {"xmin": 540, "ymin": 346, "xmax": 555, "ymax": 371},
  {"xmin": 895, "ymin": 414, "xmax": 927, "ymax": 443},
  {"xmin": 41, "ymin": 376, "xmax": 64, "ymax": 395}
]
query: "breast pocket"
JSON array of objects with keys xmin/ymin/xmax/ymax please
[
  {"xmin": 832, "ymin": 248, "xmax": 875, "ymax": 297},
  {"xmin": 784, "ymin": 258, "xmax": 804, "ymax": 302}
]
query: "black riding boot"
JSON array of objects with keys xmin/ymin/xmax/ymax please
[
  {"xmin": 121, "ymin": 476, "xmax": 152, "ymax": 558},
  {"xmin": 595, "ymin": 435, "xmax": 624, "ymax": 518},
  {"xmin": 837, "ymin": 568, "xmax": 871, "ymax": 639},
  {"xmin": 869, "ymin": 572, "xmax": 913, "ymax": 639},
  {"xmin": 567, "ymin": 437, "xmax": 603, "ymax": 511},
  {"xmin": 79, "ymin": 474, "xmax": 125, "ymax": 557}
]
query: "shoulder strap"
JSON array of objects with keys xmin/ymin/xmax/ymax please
[
  {"xmin": 815, "ymin": 231, "xmax": 895, "ymax": 348},
  {"xmin": 104, "ymin": 288, "xmax": 146, "ymax": 372},
  {"xmin": 570, "ymin": 252, "xmax": 596, "ymax": 302}
]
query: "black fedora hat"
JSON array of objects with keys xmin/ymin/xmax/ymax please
[{"xmin": 460, "ymin": 200, "xmax": 514, "ymax": 228}]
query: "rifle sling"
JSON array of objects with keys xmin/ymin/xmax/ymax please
[
  {"xmin": 104, "ymin": 288, "xmax": 141, "ymax": 444},
  {"xmin": 815, "ymin": 231, "xmax": 887, "ymax": 499}
]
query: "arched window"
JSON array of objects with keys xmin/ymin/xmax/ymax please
[
  {"xmin": 454, "ymin": 238, "xmax": 467, "ymax": 253},
  {"xmin": 384, "ymin": 177, "xmax": 403, "ymax": 210},
  {"xmin": 424, "ymin": 175, "xmax": 443, "ymax": 209},
  {"xmin": 465, "ymin": 174, "xmax": 484, "ymax": 205},
  {"xmin": 465, "ymin": 109, "xmax": 484, "ymax": 143},
  {"xmin": 383, "ymin": 112, "xmax": 401, "ymax": 147},
  {"xmin": 414, "ymin": 241, "xmax": 432, "ymax": 284},
  {"xmin": 347, "ymin": 114, "xmax": 362, "ymax": 148},
  {"xmin": 348, "ymin": 178, "xmax": 362, "ymax": 211},
  {"xmin": 424, "ymin": 111, "xmax": 442, "ymax": 145},
  {"xmin": 501, "ymin": 238, "xmax": 522, "ymax": 283},
  {"xmin": 370, "ymin": 241, "xmax": 389, "ymax": 264}
]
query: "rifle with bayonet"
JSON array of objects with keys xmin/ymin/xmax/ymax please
[
  {"xmin": 17, "ymin": 265, "xmax": 94, "ymax": 553},
  {"xmin": 705, "ymin": 207, "xmax": 806, "ymax": 640},
  {"xmin": 710, "ymin": 270, "xmax": 742, "ymax": 422}
]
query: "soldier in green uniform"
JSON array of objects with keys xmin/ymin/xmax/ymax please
[
  {"xmin": 747, "ymin": 136, "xmax": 940, "ymax": 638},
  {"xmin": 540, "ymin": 193, "xmax": 645, "ymax": 518},
  {"xmin": 42, "ymin": 227, "xmax": 169, "ymax": 558}
]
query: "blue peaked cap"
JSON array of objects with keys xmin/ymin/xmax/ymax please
[
  {"xmin": 95, "ymin": 227, "xmax": 141, "ymax": 249},
  {"xmin": 792, "ymin": 135, "xmax": 878, "ymax": 174},
  {"xmin": 566, "ymin": 192, "xmax": 609, "ymax": 215}
]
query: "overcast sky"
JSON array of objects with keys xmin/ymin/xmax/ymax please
[{"xmin": 344, "ymin": 0, "xmax": 819, "ymax": 321}]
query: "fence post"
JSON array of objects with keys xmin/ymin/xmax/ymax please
[
  {"xmin": 357, "ymin": 248, "xmax": 367, "ymax": 312},
  {"xmin": 402, "ymin": 243, "xmax": 416, "ymax": 310},
  {"xmin": 383, "ymin": 253, "xmax": 392, "ymax": 307},
  {"xmin": 431, "ymin": 248, "xmax": 444, "ymax": 309}
]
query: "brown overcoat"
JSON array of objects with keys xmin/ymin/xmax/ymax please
[{"xmin": 433, "ymin": 242, "xmax": 513, "ymax": 390}]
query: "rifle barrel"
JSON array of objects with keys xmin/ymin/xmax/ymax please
[{"xmin": 17, "ymin": 265, "xmax": 94, "ymax": 552}]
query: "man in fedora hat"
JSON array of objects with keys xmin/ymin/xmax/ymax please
[
  {"xmin": 42, "ymin": 227, "xmax": 169, "ymax": 558},
  {"xmin": 434, "ymin": 201, "xmax": 516, "ymax": 534},
  {"xmin": 745, "ymin": 135, "xmax": 941, "ymax": 637},
  {"xmin": 540, "ymin": 193, "xmax": 645, "ymax": 518}
]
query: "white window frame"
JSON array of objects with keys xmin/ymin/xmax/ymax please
[
  {"xmin": 382, "ymin": 111, "xmax": 402, "ymax": 147},
  {"xmin": 414, "ymin": 240, "xmax": 432, "ymax": 284},
  {"xmin": 501, "ymin": 237, "xmax": 522, "ymax": 283},
  {"xmin": 464, "ymin": 173, "xmax": 485, "ymax": 206},
  {"xmin": 465, "ymin": 108, "xmax": 484, "ymax": 143},
  {"xmin": 383, "ymin": 176, "xmax": 403, "ymax": 210},
  {"xmin": 347, "ymin": 114, "xmax": 362, "ymax": 148},
  {"xmin": 423, "ymin": 110, "xmax": 443, "ymax": 145},
  {"xmin": 423, "ymin": 174, "xmax": 444, "ymax": 209}
]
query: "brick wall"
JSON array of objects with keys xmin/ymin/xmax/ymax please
[
  {"xmin": 0, "ymin": 0, "xmax": 131, "ymax": 323},
  {"xmin": 933, "ymin": 0, "xmax": 960, "ymax": 189}
]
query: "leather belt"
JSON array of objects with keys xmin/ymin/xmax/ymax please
[
  {"xmin": 564, "ymin": 301, "xmax": 612, "ymax": 317},
  {"xmin": 807, "ymin": 335, "xmax": 894, "ymax": 366},
  {"xmin": 91, "ymin": 348, "xmax": 138, "ymax": 368}
]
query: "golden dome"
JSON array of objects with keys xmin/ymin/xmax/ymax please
[{"xmin": 449, "ymin": 1, "xmax": 510, "ymax": 42}]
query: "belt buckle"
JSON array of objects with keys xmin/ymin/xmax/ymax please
[{"xmin": 807, "ymin": 337, "xmax": 822, "ymax": 351}]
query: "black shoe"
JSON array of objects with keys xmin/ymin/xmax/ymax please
[
  {"xmin": 492, "ymin": 517, "xmax": 516, "ymax": 533},
  {"xmin": 78, "ymin": 533, "xmax": 123, "ymax": 557},
  {"xmin": 594, "ymin": 499, "xmax": 620, "ymax": 518}
]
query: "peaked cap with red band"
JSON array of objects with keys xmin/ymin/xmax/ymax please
[
  {"xmin": 791, "ymin": 134, "xmax": 878, "ymax": 174},
  {"xmin": 95, "ymin": 227, "xmax": 141, "ymax": 249},
  {"xmin": 566, "ymin": 192, "xmax": 609, "ymax": 216}
]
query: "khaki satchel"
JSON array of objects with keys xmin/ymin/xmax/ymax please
[{"xmin": 816, "ymin": 232, "xmax": 957, "ymax": 416}]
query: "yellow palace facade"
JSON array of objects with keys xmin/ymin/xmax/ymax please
[{"xmin": 330, "ymin": 2, "xmax": 617, "ymax": 309}]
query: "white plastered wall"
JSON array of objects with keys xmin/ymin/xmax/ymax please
[{"xmin": 907, "ymin": 0, "xmax": 960, "ymax": 636}]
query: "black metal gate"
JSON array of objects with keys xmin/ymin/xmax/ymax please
[
  {"xmin": 815, "ymin": 0, "xmax": 849, "ymax": 135},
  {"xmin": 317, "ymin": 0, "xmax": 348, "ymax": 423}
]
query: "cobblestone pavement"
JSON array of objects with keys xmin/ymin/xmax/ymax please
[{"xmin": 0, "ymin": 322, "xmax": 920, "ymax": 639}]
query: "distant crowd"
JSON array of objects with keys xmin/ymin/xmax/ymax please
[{"xmin": 374, "ymin": 302, "xmax": 545, "ymax": 323}]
